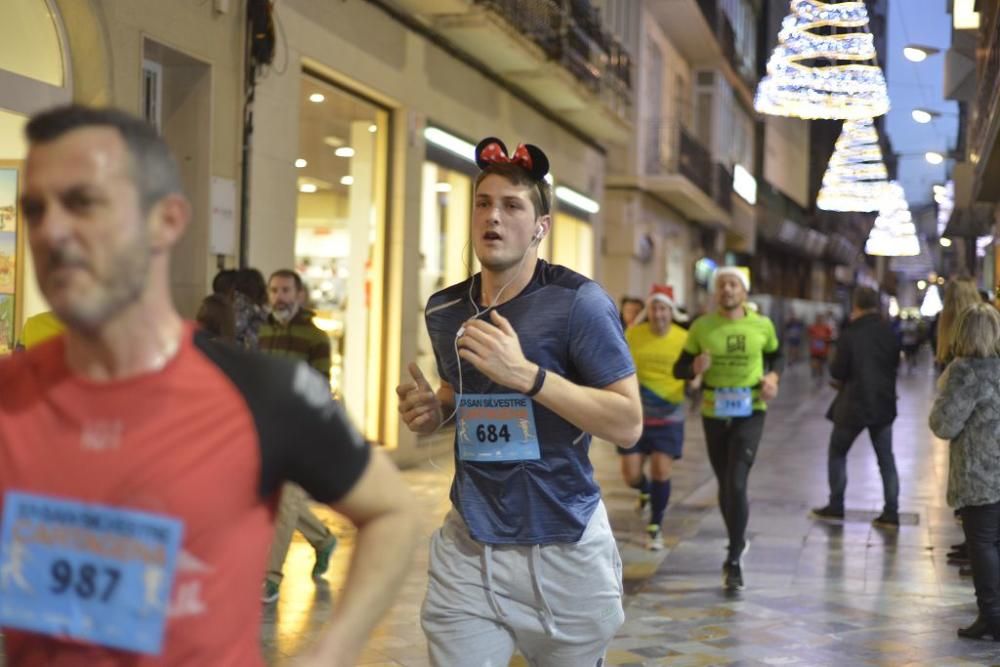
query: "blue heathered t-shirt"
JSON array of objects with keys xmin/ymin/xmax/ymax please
[{"xmin": 425, "ymin": 260, "xmax": 635, "ymax": 545}]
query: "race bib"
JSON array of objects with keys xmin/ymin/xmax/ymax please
[
  {"xmin": 0, "ymin": 492, "xmax": 184, "ymax": 655},
  {"xmin": 456, "ymin": 393, "xmax": 541, "ymax": 462},
  {"xmin": 714, "ymin": 387, "xmax": 753, "ymax": 418}
]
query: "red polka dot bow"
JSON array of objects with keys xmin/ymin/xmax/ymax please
[
  {"xmin": 479, "ymin": 140, "xmax": 534, "ymax": 171},
  {"xmin": 473, "ymin": 136, "xmax": 550, "ymax": 181}
]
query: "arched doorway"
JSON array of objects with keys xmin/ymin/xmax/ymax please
[{"xmin": 0, "ymin": 0, "xmax": 73, "ymax": 351}]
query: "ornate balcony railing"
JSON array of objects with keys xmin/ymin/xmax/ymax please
[{"xmin": 476, "ymin": 0, "xmax": 632, "ymax": 108}]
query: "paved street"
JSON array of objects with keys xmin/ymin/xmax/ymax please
[{"xmin": 261, "ymin": 351, "xmax": 999, "ymax": 666}]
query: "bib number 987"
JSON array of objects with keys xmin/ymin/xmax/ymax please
[
  {"xmin": 475, "ymin": 424, "xmax": 511, "ymax": 443},
  {"xmin": 50, "ymin": 559, "xmax": 122, "ymax": 603}
]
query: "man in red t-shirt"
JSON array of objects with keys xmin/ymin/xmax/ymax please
[
  {"xmin": 0, "ymin": 104, "xmax": 418, "ymax": 666},
  {"xmin": 807, "ymin": 314, "xmax": 834, "ymax": 380}
]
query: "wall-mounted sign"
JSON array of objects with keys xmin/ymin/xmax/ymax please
[{"xmin": 733, "ymin": 164, "xmax": 757, "ymax": 205}]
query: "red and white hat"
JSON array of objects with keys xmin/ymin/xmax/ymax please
[{"xmin": 647, "ymin": 284, "xmax": 675, "ymax": 308}]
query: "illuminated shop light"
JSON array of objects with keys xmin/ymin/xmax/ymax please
[
  {"xmin": 424, "ymin": 127, "xmax": 476, "ymax": 163},
  {"xmin": 555, "ymin": 186, "xmax": 600, "ymax": 214}
]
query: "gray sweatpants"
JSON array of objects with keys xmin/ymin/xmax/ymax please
[{"xmin": 420, "ymin": 502, "xmax": 624, "ymax": 667}]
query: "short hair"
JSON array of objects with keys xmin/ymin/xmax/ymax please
[
  {"xmin": 25, "ymin": 105, "xmax": 183, "ymax": 214},
  {"xmin": 234, "ymin": 268, "xmax": 267, "ymax": 305},
  {"xmin": 212, "ymin": 269, "xmax": 238, "ymax": 296},
  {"xmin": 269, "ymin": 269, "xmax": 303, "ymax": 292},
  {"xmin": 474, "ymin": 163, "xmax": 552, "ymax": 218},
  {"xmin": 852, "ymin": 286, "xmax": 879, "ymax": 312},
  {"xmin": 952, "ymin": 303, "xmax": 1000, "ymax": 359}
]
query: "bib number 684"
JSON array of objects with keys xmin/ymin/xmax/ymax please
[{"xmin": 475, "ymin": 424, "xmax": 511, "ymax": 443}]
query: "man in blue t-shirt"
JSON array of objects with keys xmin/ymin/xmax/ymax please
[{"xmin": 397, "ymin": 137, "xmax": 641, "ymax": 666}]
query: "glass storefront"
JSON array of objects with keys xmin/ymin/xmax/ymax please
[
  {"xmin": 294, "ymin": 73, "xmax": 388, "ymax": 442},
  {"xmin": 417, "ymin": 162, "xmax": 472, "ymax": 389},
  {"xmin": 551, "ymin": 212, "xmax": 594, "ymax": 278}
]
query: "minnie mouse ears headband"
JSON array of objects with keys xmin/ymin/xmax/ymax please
[{"xmin": 474, "ymin": 137, "xmax": 550, "ymax": 182}]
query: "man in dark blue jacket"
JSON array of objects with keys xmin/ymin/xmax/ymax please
[{"xmin": 811, "ymin": 287, "xmax": 901, "ymax": 527}]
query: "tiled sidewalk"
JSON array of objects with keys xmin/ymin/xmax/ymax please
[{"xmin": 265, "ymin": 357, "xmax": 987, "ymax": 666}]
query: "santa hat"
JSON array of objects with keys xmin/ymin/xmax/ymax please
[
  {"xmin": 647, "ymin": 284, "xmax": 675, "ymax": 308},
  {"xmin": 713, "ymin": 266, "xmax": 751, "ymax": 292}
]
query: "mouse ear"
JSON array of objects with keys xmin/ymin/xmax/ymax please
[
  {"xmin": 521, "ymin": 144, "xmax": 549, "ymax": 181},
  {"xmin": 475, "ymin": 137, "xmax": 509, "ymax": 170}
]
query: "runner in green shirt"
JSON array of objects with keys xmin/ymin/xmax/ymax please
[{"xmin": 673, "ymin": 267, "xmax": 782, "ymax": 591}]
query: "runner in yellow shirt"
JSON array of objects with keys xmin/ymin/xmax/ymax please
[
  {"xmin": 19, "ymin": 311, "xmax": 64, "ymax": 350},
  {"xmin": 620, "ymin": 285, "xmax": 688, "ymax": 550}
]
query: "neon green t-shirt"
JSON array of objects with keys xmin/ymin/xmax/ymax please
[
  {"xmin": 626, "ymin": 322, "xmax": 688, "ymax": 404},
  {"xmin": 684, "ymin": 309, "xmax": 779, "ymax": 416}
]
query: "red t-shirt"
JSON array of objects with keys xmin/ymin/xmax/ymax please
[
  {"xmin": 0, "ymin": 325, "xmax": 370, "ymax": 665},
  {"xmin": 808, "ymin": 324, "xmax": 833, "ymax": 357}
]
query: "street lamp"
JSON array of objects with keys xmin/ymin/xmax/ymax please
[
  {"xmin": 911, "ymin": 108, "xmax": 939, "ymax": 124},
  {"xmin": 925, "ymin": 151, "xmax": 945, "ymax": 165},
  {"xmin": 940, "ymin": 237, "xmax": 953, "ymax": 247},
  {"xmin": 903, "ymin": 45, "xmax": 941, "ymax": 62}
]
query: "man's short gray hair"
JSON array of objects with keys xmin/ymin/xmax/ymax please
[{"xmin": 25, "ymin": 104, "xmax": 183, "ymax": 214}]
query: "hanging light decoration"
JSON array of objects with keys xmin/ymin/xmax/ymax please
[
  {"xmin": 755, "ymin": 0, "xmax": 890, "ymax": 120},
  {"xmin": 817, "ymin": 119, "xmax": 890, "ymax": 212},
  {"xmin": 865, "ymin": 182, "xmax": 921, "ymax": 257}
]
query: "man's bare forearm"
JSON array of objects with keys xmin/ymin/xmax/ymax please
[
  {"xmin": 307, "ymin": 450, "xmax": 420, "ymax": 665},
  {"xmin": 531, "ymin": 370, "xmax": 641, "ymax": 448},
  {"xmin": 310, "ymin": 507, "xmax": 419, "ymax": 662}
]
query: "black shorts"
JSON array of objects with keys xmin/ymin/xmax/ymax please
[{"xmin": 616, "ymin": 422, "xmax": 684, "ymax": 459}]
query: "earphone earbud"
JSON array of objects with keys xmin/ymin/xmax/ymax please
[{"xmin": 532, "ymin": 227, "xmax": 544, "ymax": 242}]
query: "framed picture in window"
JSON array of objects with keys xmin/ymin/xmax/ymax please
[{"xmin": 0, "ymin": 161, "xmax": 23, "ymax": 353}]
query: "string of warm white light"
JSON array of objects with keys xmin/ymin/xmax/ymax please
[
  {"xmin": 755, "ymin": 0, "xmax": 890, "ymax": 120},
  {"xmin": 817, "ymin": 119, "xmax": 890, "ymax": 212},
  {"xmin": 865, "ymin": 181, "xmax": 920, "ymax": 256}
]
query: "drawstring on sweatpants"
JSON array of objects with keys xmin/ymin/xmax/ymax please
[
  {"xmin": 482, "ymin": 543, "xmax": 559, "ymax": 638},
  {"xmin": 482, "ymin": 544, "xmax": 507, "ymax": 620},
  {"xmin": 529, "ymin": 545, "xmax": 558, "ymax": 638}
]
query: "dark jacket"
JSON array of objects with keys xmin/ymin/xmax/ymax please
[{"xmin": 826, "ymin": 313, "xmax": 900, "ymax": 427}]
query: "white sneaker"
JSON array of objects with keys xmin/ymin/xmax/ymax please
[{"xmin": 646, "ymin": 525, "xmax": 664, "ymax": 551}]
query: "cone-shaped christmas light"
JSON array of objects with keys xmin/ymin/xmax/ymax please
[
  {"xmin": 865, "ymin": 181, "xmax": 920, "ymax": 257},
  {"xmin": 817, "ymin": 119, "xmax": 890, "ymax": 212},
  {"xmin": 755, "ymin": 0, "xmax": 890, "ymax": 120}
]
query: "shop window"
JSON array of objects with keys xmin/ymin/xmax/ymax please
[
  {"xmin": 551, "ymin": 213, "xmax": 594, "ymax": 278},
  {"xmin": 0, "ymin": 1, "xmax": 64, "ymax": 87},
  {"xmin": 417, "ymin": 162, "xmax": 473, "ymax": 388},
  {"xmin": 294, "ymin": 74, "xmax": 389, "ymax": 442}
]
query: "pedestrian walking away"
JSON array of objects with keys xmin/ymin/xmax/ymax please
[
  {"xmin": 810, "ymin": 287, "xmax": 901, "ymax": 528},
  {"xmin": 397, "ymin": 136, "xmax": 642, "ymax": 667}
]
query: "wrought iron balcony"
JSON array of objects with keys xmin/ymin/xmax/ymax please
[{"xmin": 402, "ymin": 0, "xmax": 633, "ymax": 143}]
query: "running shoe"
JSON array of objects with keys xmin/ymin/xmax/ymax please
[
  {"xmin": 636, "ymin": 492, "xmax": 650, "ymax": 515},
  {"xmin": 262, "ymin": 580, "xmax": 280, "ymax": 604},
  {"xmin": 722, "ymin": 560, "xmax": 744, "ymax": 591},
  {"xmin": 646, "ymin": 524, "xmax": 664, "ymax": 551},
  {"xmin": 312, "ymin": 536, "xmax": 337, "ymax": 579},
  {"xmin": 872, "ymin": 511, "xmax": 899, "ymax": 528},
  {"xmin": 810, "ymin": 505, "xmax": 845, "ymax": 521}
]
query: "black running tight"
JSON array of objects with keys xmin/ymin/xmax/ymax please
[{"xmin": 702, "ymin": 412, "xmax": 765, "ymax": 562}]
